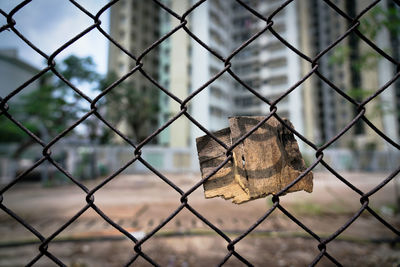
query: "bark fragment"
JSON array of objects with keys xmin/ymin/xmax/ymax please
[{"xmin": 196, "ymin": 116, "xmax": 313, "ymax": 204}]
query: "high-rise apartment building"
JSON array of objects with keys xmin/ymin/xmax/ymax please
[
  {"xmin": 299, "ymin": 0, "xmax": 356, "ymax": 147},
  {"xmin": 188, "ymin": 0, "xmax": 307, "ymax": 147},
  {"xmin": 189, "ymin": 0, "xmax": 236, "ymax": 141},
  {"xmin": 108, "ymin": 0, "xmax": 160, "ymax": 137},
  {"xmin": 158, "ymin": 0, "xmax": 192, "ymax": 148},
  {"xmin": 108, "ymin": 0, "xmax": 399, "ymax": 150},
  {"xmin": 299, "ymin": 0, "xmax": 399, "ymax": 149},
  {"xmin": 377, "ymin": 0, "xmax": 400, "ymax": 147},
  {"xmin": 231, "ymin": 0, "xmax": 305, "ymax": 134},
  {"xmin": 185, "ymin": 0, "xmax": 308, "ymax": 147}
]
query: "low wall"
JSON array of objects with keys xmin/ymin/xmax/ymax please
[{"xmin": 0, "ymin": 144, "xmax": 399, "ymax": 184}]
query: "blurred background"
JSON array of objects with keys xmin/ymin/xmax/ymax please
[{"xmin": 0, "ymin": 0, "xmax": 399, "ymax": 266}]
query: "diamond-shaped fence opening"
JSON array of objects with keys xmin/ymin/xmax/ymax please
[{"xmin": 0, "ymin": 0, "xmax": 399, "ymax": 266}]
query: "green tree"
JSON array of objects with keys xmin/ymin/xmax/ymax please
[
  {"xmin": 330, "ymin": 4, "xmax": 400, "ymax": 103},
  {"xmin": 100, "ymin": 72, "xmax": 159, "ymax": 143},
  {"xmin": 330, "ymin": 3, "xmax": 400, "ymax": 211},
  {"xmin": 0, "ymin": 55, "xmax": 100, "ymax": 158}
]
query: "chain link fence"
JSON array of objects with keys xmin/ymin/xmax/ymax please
[{"xmin": 0, "ymin": 0, "xmax": 399, "ymax": 266}]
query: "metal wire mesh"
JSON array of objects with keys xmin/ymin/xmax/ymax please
[{"xmin": 0, "ymin": 0, "xmax": 399, "ymax": 266}]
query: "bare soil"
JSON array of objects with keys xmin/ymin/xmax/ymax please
[{"xmin": 0, "ymin": 171, "xmax": 399, "ymax": 266}]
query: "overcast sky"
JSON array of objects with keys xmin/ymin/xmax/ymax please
[{"xmin": 0, "ymin": 0, "xmax": 110, "ymax": 74}]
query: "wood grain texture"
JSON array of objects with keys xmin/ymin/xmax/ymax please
[{"xmin": 196, "ymin": 116, "xmax": 313, "ymax": 204}]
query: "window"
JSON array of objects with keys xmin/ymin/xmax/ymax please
[
  {"xmin": 120, "ymin": 15, "xmax": 126, "ymax": 24},
  {"xmin": 210, "ymin": 86, "xmax": 224, "ymax": 99},
  {"xmin": 210, "ymin": 29, "xmax": 224, "ymax": 46},
  {"xmin": 234, "ymin": 96, "xmax": 261, "ymax": 107},
  {"xmin": 210, "ymin": 66, "xmax": 220, "ymax": 76},
  {"xmin": 163, "ymin": 64, "xmax": 169, "ymax": 74},
  {"xmin": 210, "ymin": 8, "xmax": 224, "ymax": 29},
  {"xmin": 243, "ymin": 79, "xmax": 260, "ymax": 88},
  {"xmin": 264, "ymin": 75, "xmax": 288, "ymax": 86},
  {"xmin": 265, "ymin": 41, "xmax": 285, "ymax": 52},
  {"xmin": 210, "ymin": 106, "xmax": 224, "ymax": 117},
  {"xmin": 264, "ymin": 57, "xmax": 287, "ymax": 68}
]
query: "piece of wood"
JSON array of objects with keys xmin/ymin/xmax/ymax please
[
  {"xmin": 196, "ymin": 127, "xmax": 249, "ymax": 203},
  {"xmin": 196, "ymin": 116, "xmax": 313, "ymax": 204}
]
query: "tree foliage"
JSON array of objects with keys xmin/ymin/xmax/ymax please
[
  {"xmin": 329, "ymin": 4, "xmax": 400, "ymax": 115},
  {"xmin": 1, "ymin": 55, "xmax": 161, "ymax": 152},
  {"xmin": 100, "ymin": 72, "xmax": 159, "ymax": 143},
  {"xmin": 330, "ymin": 4, "xmax": 400, "ymax": 67},
  {"xmin": 0, "ymin": 55, "xmax": 99, "ymax": 155}
]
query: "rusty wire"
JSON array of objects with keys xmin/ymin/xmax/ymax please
[{"xmin": 0, "ymin": 0, "xmax": 399, "ymax": 266}]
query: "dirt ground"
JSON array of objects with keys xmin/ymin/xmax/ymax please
[{"xmin": 0, "ymin": 171, "xmax": 399, "ymax": 266}]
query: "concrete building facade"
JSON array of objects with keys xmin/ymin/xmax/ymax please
[
  {"xmin": 190, "ymin": 0, "xmax": 235, "ymax": 142},
  {"xmin": 299, "ymin": 0, "xmax": 400, "ymax": 149},
  {"xmin": 108, "ymin": 0, "xmax": 399, "ymax": 151},
  {"xmin": 158, "ymin": 0, "xmax": 192, "ymax": 148},
  {"xmin": 107, "ymin": 0, "xmax": 161, "ymax": 137},
  {"xmin": 377, "ymin": 0, "xmax": 400, "ymax": 148},
  {"xmin": 231, "ymin": 0, "xmax": 305, "ymax": 134},
  {"xmin": 0, "ymin": 49, "xmax": 42, "ymax": 104}
]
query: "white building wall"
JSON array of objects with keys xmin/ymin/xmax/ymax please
[
  {"xmin": 0, "ymin": 55, "xmax": 40, "ymax": 103},
  {"xmin": 190, "ymin": 1, "xmax": 211, "ymax": 145},
  {"xmin": 285, "ymin": 1, "xmax": 304, "ymax": 147},
  {"xmin": 376, "ymin": 6, "xmax": 399, "ymax": 149}
]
